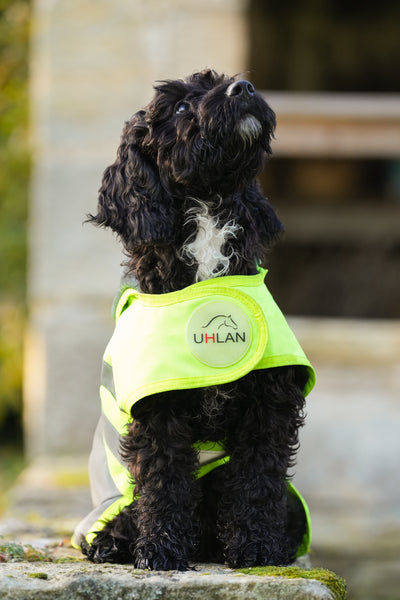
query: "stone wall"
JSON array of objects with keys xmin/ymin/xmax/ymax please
[{"xmin": 25, "ymin": 0, "xmax": 248, "ymax": 457}]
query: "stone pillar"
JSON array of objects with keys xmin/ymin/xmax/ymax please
[{"xmin": 25, "ymin": 0, "xmax": 249, "ymax": 457}]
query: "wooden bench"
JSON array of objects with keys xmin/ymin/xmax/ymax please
[{"xmin": 263, "ymin": 93, "xmax": 400, "ymax": 158}]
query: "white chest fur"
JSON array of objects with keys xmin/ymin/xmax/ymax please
[{"xmin": 181, "ymin": 200, "xmax": 241, "ymax": 281}]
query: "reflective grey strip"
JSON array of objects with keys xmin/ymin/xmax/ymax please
[
  {"xmin": 88, "ymin": 416, "xmax": 121, "ymax": 507},
  {"xmin": 101, "ymin": 360, "xmax": 116, "ymax": 398},
  {"xmin": 101, "ymin": 411, "xmax": 125, "ymax": 464},
  {"xmin": 198, "ymin": 448, "xmax": 227, "ymax": 467},
  {"xmin": 99, "ymin": 359, "xmax": 131, "ymax": 486}
]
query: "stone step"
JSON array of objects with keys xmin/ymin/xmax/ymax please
[{"xmin": 0, "ymin": 560, "xmax": 346, "ymax": 600}]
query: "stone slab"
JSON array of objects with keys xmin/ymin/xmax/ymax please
[{"xmin": 0, "ymin": 561, "xmax": 343, "ymax": 600}]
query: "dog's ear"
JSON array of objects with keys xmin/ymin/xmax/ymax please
[
  {"xmin": 249, "ymin": 189, "xmax": 284, "ymax": 249},
  {"xmin": 88, "ymin": 111, "xmax": 179, "ymax": 250},
  {"xmin": 230, "ymin": 185, "xmax": 284, "ymax": 262}
]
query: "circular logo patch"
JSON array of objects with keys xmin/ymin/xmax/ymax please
[{"xmin": 186, "ymin": 300, "xmax": 252, "ymax": 367}]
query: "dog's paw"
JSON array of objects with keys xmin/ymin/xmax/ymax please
[
  {"xmin": 135, "ymin": 556, "xmax": 150, "ymax": 570},
  {"xmin": 82, "ymin": 535, "xmax": 133, "ymax": 564},
  {"xmin": 224, "ymin": 538, "xmax": 295, "ymax": 569},
  {"xmin": 134, "ymin": 545, "xmax": 189, "ymax": 571}
]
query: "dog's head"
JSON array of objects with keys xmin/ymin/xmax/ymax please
[
  {"xmin": 90, "ymin": 69, "xmax": 279, "ymax": 255},
  {"xmin": 138, "ymin": 69, "xmax": 276, "ymax": 197}
]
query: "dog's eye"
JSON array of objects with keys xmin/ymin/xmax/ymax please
[{"xmin": 175, "ymin": 101, "xmax": 189, "ymax": 115}]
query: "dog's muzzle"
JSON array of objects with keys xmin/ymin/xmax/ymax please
[{"xmin": 226, "ymin": 80, "xmax": 262, "ymax": 143}]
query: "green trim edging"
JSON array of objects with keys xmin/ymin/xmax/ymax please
[{"xmin": 235, "ymin": 566, "xmax": 347, "ymax": 600}]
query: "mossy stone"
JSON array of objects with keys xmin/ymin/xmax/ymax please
[{"xmin": 236, "ymin": 566, "xmax": 347, "ymax": 600}]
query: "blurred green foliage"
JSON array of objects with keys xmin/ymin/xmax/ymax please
[
  {"xmin": 0, "ymin": 444, "xmax": 25, "ymax": 509},
  {"xmin": 0, "ymin": 0, "xmax": 31, "ymax": 429}
]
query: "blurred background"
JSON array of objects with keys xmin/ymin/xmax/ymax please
[{"xmin": 0, "ymin": 1, "xmax": 399, "ymax": 598}]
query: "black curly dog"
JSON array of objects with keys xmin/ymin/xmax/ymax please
[{"xmin": 83, "ymin": 69, "xmax": 308, "ymax": 570}]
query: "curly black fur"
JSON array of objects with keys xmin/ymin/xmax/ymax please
[{"xmin": 84, "ymin": 69, "xmax": 308, "ymax": 570}]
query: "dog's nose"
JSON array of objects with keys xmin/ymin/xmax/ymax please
[{"xmin": 226, "ymin": 80, "xmax": 255, "ymax": 99}]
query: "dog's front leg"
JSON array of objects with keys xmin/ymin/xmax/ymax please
[
  {"xmin": 125, "ymin": 407, "xmax": 200, "ymax": 571},
  {"xmin": 218, "ymin": 372, "xmax": 305, "ymax": 567},
  {"xmin": 219, "ymin": 436, "xmax": 293, "ymax": 567}
]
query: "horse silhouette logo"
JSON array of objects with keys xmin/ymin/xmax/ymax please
[{"xmin": 202, "ymin": 314, "xmax": 238, "ymax": 330}]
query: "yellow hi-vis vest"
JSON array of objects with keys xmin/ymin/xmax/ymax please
[{"xmin": 72, "ymin": 269, "xmax": 315, "ymax": 556}]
